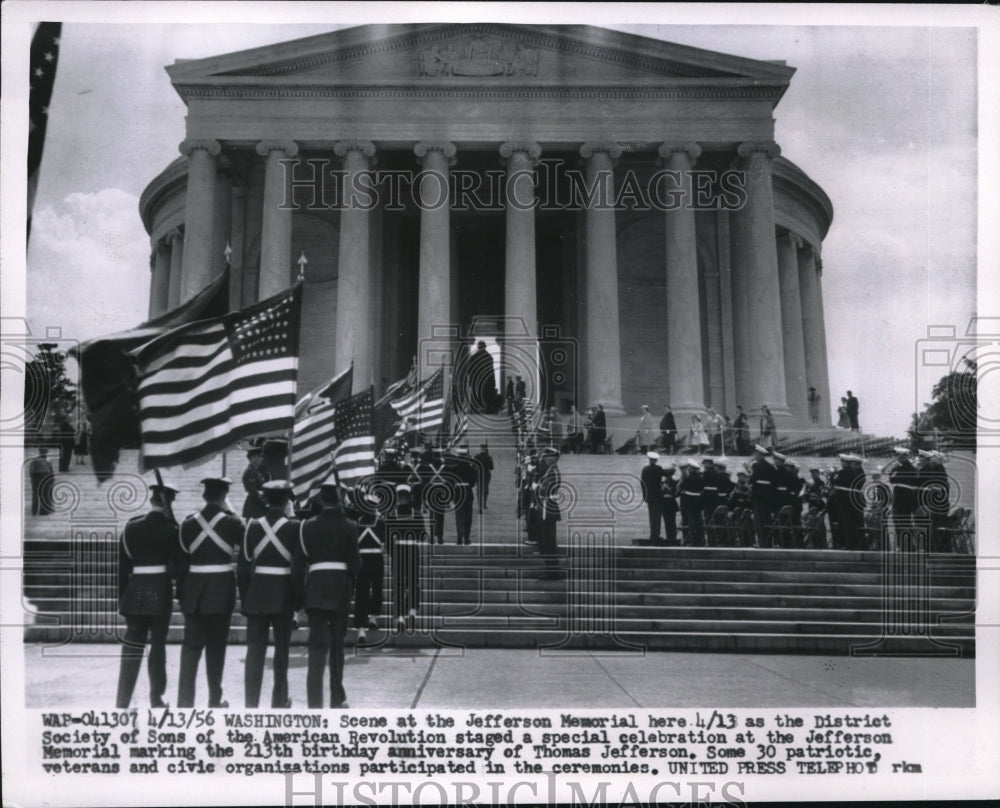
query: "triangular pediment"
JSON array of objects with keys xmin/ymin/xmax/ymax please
[{"xmin": 168, "ymin": 23, "xmax": 795, "ymax": 89}]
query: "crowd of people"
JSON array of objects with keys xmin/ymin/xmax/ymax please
[{"xmin": 638, "ymin": 444, "xmax": 958, "ymax": 553}]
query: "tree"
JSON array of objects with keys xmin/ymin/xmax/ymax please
[{"xmin": 914, "ymin": 358, "xmax": 977, "ymax": 450}]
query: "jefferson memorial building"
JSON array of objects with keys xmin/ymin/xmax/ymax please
[{"xmin": 138, "ymin": 23, "xmax": 834, "ymax": 426}]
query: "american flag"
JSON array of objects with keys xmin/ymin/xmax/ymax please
[
  {"xmin": 28, "ymin": 22, "xmax": 61, "ymax": 239},
  {"xmin": 391, "ymin": 368, "xmax": 444, "ymax": 435},
  {"xmin": 376, "ymin": 355, "xmax": 418, "ymax": 407},
  {"xmin": 331, "ymin": 388, "xmax": 376, "ymax": 486},
  {"xmin": 289, "ymin": 366, "xmax": 353, "ymax": 501},
  {"xmin": 131, "ymin": 284, "xmax": 302, "ymax": 469}
]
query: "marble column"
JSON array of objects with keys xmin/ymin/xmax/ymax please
[
  {"xmin": 777, "ymin": 232, "xmax": 809, "ymax": 426},
  {"xmin": 148, "ymin": 239, "xmax": 171, "ymax": 318},
  {"xmin": 798, "ymin": 244, "xmax": 832, "ymax": 426},
  {"xmin": 500, "ymin": 141, "xmax": 542, "ymax": 398},
  {"xmin": 178, "ymin": 139, "xmax": 221, "ymax": 303},
  {"xmin": 333, "ymin": 140, "xmax": 377, "ymax": 389},
  {"xmin": 414, "ymin": 141, "xmax": 456, "ymax": 381},
  {"xmin": 256, "ymin": 140, "xmax": 299, "ymax": 301},
  {"xmin": 735, "ymin": 141, "xmax": 789, "ymax": 416},
  {"xmin": 658, "ymin": 143, "xmax": 704, "ymax": 415},
  {"xmin": 579, "ymin": 142, "xmax": 625, "ymax": 415},
  {"xmin": 166, "ymin": 229, "xmax": 184, "ymax": 310}
]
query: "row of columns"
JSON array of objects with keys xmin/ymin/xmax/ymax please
[{"xmin": 152, "ymin": 136, "xmax": 829, "ymax": 423}]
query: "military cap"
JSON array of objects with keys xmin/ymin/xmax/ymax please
[
  {"xmin": 263, "ymin": 480, "xmax": 295, "ymax": 493},
  {"xmin": 395, "ymin": 483, "xmax": 412, "ymax": 494},
  {"xmin": 149, "ymin": 480, "xmax": 180, "ymax": 495},
  {"xmin": 753, "ymin": 444, "xmax": 771, "ymax": 455},
  {"xmin": 772, "ymin": 451, "xmax": 787, "ymax": 462},
  {"xmin": 701, "ymin": 457, "xmax": 714, "ymax": 465},
  {"xmin": 687, "ymin": 458, "xmax": 701, "ymax": 470},
  {"xmin": 917, "ymin": 449, "xmax": 934, "ymax": 458},
  {"xmin": 893, "ymin": 446, "xmax": 912, "ymax": 455},
  {"xmin": 647, "ymin": 451, "xmax": 660, "ymax": 460},
  {"xmin": 200, "ymin": 476, "xmax": 232, "ymax": 487}
]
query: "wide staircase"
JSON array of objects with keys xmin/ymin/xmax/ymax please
[{"xmin": 20, "ymin": 434, "xmax": 976, "ymax": 656}]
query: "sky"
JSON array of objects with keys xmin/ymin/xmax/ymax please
[{"xmin": 8, "ymin": 3, "xmax": 988, "ymax": 438}]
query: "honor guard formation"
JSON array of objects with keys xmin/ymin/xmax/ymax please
[{"xmin": 114, "ymin": 435, "xmax": 498, "ymax": 710}]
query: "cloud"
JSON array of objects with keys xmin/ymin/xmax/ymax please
[{"xmin": 27, "ymin": 188, "xmax": 149, "ymax": 343}]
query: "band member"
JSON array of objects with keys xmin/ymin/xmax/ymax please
[
  {"xmin": 239, "ymin": 480, "xmax": 300, "ymax": 709},
  {"xmin": 700, "ymin": 458, "xmax": 721, "ymax": 545},
  {"xmin": 387, "ymin": 484, "xmax": 425, "ymax": 631},
  {"xmin": 660, "ymin": 464, "xmax": 680, "ymax": 545},
  {"xmin": 115, "ymin": 480, "xmax": 179, "ymax": 709},
  {"xmin": 679, "ymin": 459, "xmax": 705, "ymax": 546},
  {"xmin": 299, "ymin": 482, "xmax": 360, "ymax": 708},
  {"xmin": 177, "ymin": 477, "xmax": 244, "ymax": 708}
]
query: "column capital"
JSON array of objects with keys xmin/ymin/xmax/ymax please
[
  {"xmin": 414, "ymin": 141, "xmax": 457, "ymax": 166},
  {"xmin": 737, "ymin": 140, "xmax": 781, "ymax": 160},
  {"xmin": 256, "ymin": 139, "xmax": 299, "ymax": 158},
  {"xmin": 657, "ymin": 142, "xmax": 701, "ymax": 164},
  {"xmin": 781, "ymin": 232, "xmax": 803, "ymax": 251},
  {"xmin": 333, "ymin": 140, "xmax": 376, "ymax": 159},
  {"xmin": 580, "ymin": 141, "xmax": 623, "ymax": 161},
  {"xmin": 179, "ymin": 138, "xmax": 221, "ymax": 158},
  {"xmin": 499, "ymin": 141, "xmax": 542, "ymax": 165}
]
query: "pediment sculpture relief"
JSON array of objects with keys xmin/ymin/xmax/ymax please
[{"xmin": 419, "ymin": 36, "xmax": 539, "ymax": 77}]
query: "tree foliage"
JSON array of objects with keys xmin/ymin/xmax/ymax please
[{"xmin": 913, "ymin": 358, "xmax": 977, "ymax": 450}]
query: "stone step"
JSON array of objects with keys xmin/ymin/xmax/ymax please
[{"xmin": 23, "ymin": 625, "xmax": 974, "ymax": 656}]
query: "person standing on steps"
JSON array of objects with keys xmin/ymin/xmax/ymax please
[
  {"xmin": 176, "ymin": 477, "xmax": 244, "ymax": 708},
  {"xmin": 387, "ymin": 484, "xmax": 425, "ymax": 631},
  {"xmin": 640, "ymin": 451, "xmax": 667, "ymax": 544},
  {"xmin": 115, "ymin": 480, "xmax": 179, "ymax": 709},
  {"xmin": 474, "ymin": 443, "xmax": 494, "ymax": 512}
]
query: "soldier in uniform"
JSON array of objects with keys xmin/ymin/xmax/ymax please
[
  {"xmin": 749, "ymin": 444, "xmax": 776, "ymax": 547},
  {"xmin": 679, "ymin": 459, "xmax": 705, "ymax": 546},
  {"xmin": 887, "ymin": 447, "xmax": 920, "ymax": 550},
  {"xmin": 419, "ymin": 444, "xmax": 448, "ymax": 545},
  {"xmin": 534, "ymin": 447, "xmax": 564, "ymax": 579},
  {"xmin": 387, "ymin": 484, "xmax": 426, "ymax": 631},
  {"xmin": 353, "ymin": 491, "xmax": 385, "ymax": 645},
  {"xmin": 177, "ymin": 477, "xmax": 244, "ymax": 708},
  {"xmin": 448, "ymin": 446, "xmax": 477, "ymax": 545},
  {"xmin": 241, "ymin": 446, "xmax": 268, "ymax": 519},
  {"xmin": 299, "ymin": 482, "xmax": 360, "ymax": 708},
  {"xmin": 115, "ymin": 480, "xmax": 179, "ymax": 709},
  {"xmin": 827, "ymin": 454, "xmax": 852, "ymax": 549},
  {"xmin": 700, "ymin": 458, "xmax": 721, "ymax": 545},
  {"xmin": 865, "ymin": 472, "xmax": 892, "ymax": 551},
  {"xmin": 833, "ymin": 454, "xmax": 867, "ymax": 550},
  {"xmin": 239, "ymin": 480, "xmax": 300, "ymax": 709},
  {"xmin": 640, "ymin": 452, "xmax": 667, "ymax": 543},
  {"xmin": 521, "ymin": 452, "xmax": 540, "ymax": 546}
]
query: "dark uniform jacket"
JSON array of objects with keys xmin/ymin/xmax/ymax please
[
  {"xmin": 239, "ymin": 515, "xmax": 302, "ymax": 616},
  {"xmin": 447, "ymin": 455, "xmax": 478, "ymax": 500},
  {"xmin": 889, "ymin": 460, "xmax": 920, "ymax": 514},
  {"xmin": 177, "ymin": 504, "xmax": 244, "ymax": 615},
  {"xmin": 474, "ymin": 452, "xmax": 494, "ymax": 485},
  {"xmin": 700, "ymin": 467, "xmax": 722, "ymax": 510},
  {"xmin": 640, "ymin": 464, "xmax": 666, "ymax": 503},
  {"xmin": 299, "ymin": 509, "xmax": 360, "ymax": 613},
  {"xmin": 750, "ymin": 459, "xmax": 776, "ymax": 502},
  {"xmin": 118, "ymin": 509, "xmax": 177, "ymax": 616}
]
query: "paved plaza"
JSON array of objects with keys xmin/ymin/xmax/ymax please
[{"xmin": 24, "ymin": 642, "xmax": 974, "ymax": 710}]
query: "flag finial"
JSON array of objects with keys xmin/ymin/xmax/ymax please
[
  {"xmin": 224, "ymin": 243, "xmax": 232, "ymax": 264},
  {"xmin": 297, "ymin": 251, "xmax": 308, "ymax": 281}
]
